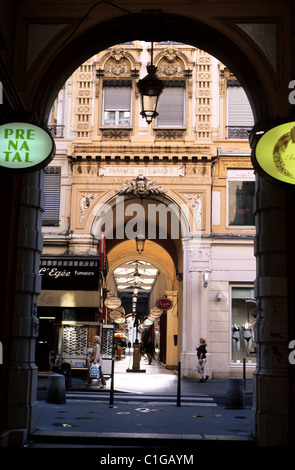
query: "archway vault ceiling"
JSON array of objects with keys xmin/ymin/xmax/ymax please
[
  {"xmin": 106, "ymin": 239, "xmax": 176, "ymax": 294},
  {"xmin": 107, "ymin": 240, "xmax": 176, "ymax": 285},
  {"xmin": 106, "ymin": 238, "xmax": 179, "ymax": 267}
]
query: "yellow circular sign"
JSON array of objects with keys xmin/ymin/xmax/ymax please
[
  {"xmin": 254, "ymin": 121, "xmax": 295, "ymax": 185},
  {"xmin": 0, "ymin": 122, "xmax": 55, "ymax": 172}
]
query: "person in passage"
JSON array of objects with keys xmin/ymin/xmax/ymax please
[
  {"xmin": 146, "ymin": 338, "xmax": 155, "ymax": 365},
  {"xmin": 89, "ymin": 335, "xmax": 106, "ymax": 388},
  {"xmin": 196, "ymin": 337, "xmax": 209, "ymax": 383}
]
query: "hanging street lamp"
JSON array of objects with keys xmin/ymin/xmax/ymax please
[
  {"xmin": 137, "ymin": 42, "xmax": 165, "ymax": 124},
  {"xmin": 133, "ymin": 265, "xmax": 141, "ymax": 284},
  {"xmin": 135, "ymin": 233, "xmax": 146, "ymax": 254}
]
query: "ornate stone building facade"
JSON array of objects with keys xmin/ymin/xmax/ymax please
[{"xmin": 41, "ymin": 41, "xmax": 256, "ymax": 379}]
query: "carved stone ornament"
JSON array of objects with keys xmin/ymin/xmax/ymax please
[
  {"xmin": 158, "ymin": 63, "xmax": 183, "ymax": 77},
  {"xmin": 101, "ymin": 128, "xmax": 131, "ymax": 140},
  {"xmin": 105, "ymin": 60, "xmax": 131, "ymax": 77},
  {"xmin": 163, "ymin": 45, "xmax": 179, "ymax": 62},
  {"xmin": 183, "ymin": 193, "xmax": 202, "ymax": 230},
  {"xmin": 110, "ymin": 45, "xmax": 126, "ymax": 62},
  {"xmin": 104, "ymin": 45, "xmax": 131, "ymax": 77},
  {"xmin": 79, "ymin": 193, "xmax": 98, "ymax": 224},
  {"xmin": 183, "ymin": 193, "xmax": 202, "ymax": 211},
  {"xmin": 116, "ymin": 174, "xmax": 167, "ymax": 197}
]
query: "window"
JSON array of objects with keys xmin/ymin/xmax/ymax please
[
  {"xmin": 231, "ymin": 286, "xmax": 256, "ymax": 364},
  {"xmin": 42, "ymin": 166, "xmax": 61, "ymax": 226},
  {"xmin": 102, "ymin": 80, "xmax": 132, "ymax": 126},
  {"xmin": 156, "ymin": 80, "xmax": 185, "ymax": 127},
  {"xmin": 48, "ymin": 87, "xmax": 65, "ymax": 138},
  {"xmin": 227, "ymin": 170, "xmax": 255, "ymax": 227},
  {"xmin": 227, "ymin": 84, "xmax": 254, "ymax": 139}
]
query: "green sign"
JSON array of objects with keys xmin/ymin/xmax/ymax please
[
  {"xmin": 253, "ymin": 121, "xmax": 295, "ymax": 187},
  {"xmin": 0, "ymin": 122, "xmax": 55, "ymax": 172}
]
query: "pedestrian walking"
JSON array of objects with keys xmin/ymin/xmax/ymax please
[
  {"xmin": 146, "ymin": 338, "xmax": 155, "ymax": 365},
  {"xmin": 196, "ymin": 337, "xmax": 209, "ymax": 382},
  {"xmin": 88, "ymin": 335, "xmax": 106, "ymax": 388}
]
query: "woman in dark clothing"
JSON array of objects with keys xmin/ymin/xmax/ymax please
[
  {"xmin": 146, "ymin": 338, "xmax": 155, "ymax": 365},
  {"xmin": 196, "ymin": 337, "xmax": 209, "ymax": 382}
]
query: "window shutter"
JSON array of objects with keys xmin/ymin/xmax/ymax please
[
  {"xmin": 104, "ymin": 85, "xmax": 131, "ymax": 111},
  {"xmin": 227, "ymin": 86, "xmax": 254, "ymax": 127},
  {"xmin": 157, "ymin": 84, "xmax": 185, "ymax": 126},
  {"xmin": 42, "ymin": 167, "xmax": 61, "ymax": 226}
]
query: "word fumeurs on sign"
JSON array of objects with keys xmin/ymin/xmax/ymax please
[{"xmin": 0, "ymin": 122, "xmax": 55, "ymax": 172}]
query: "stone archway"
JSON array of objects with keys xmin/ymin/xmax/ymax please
[
  {"xmin": 1, "ymin": 4, "xmax": 294, "ymax": 448},
  {"xmin": 88, "ymin": 179, "xmax": 189, "ymax": 372},
  {"xmin": 23, "ymin": 12, "xmax": 278, "ymax": 125}
]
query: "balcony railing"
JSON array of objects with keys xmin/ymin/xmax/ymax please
[
  {"xmin": 48, "ymin": 125, "xmax": 65, "ymax": 138},
  {"xmin": 226, "ymin": 126, "xmax": 252, "ymax": 140}
]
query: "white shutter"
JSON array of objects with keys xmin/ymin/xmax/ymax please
[
  {"xmin": 227, "ymin": 86, "xmax": 254, "ymax": 126},
  {"xmin": 104, "ymin": 86, "xmax": 131, "ymax": 111},
  {"xmin": 157, "ymin": 86, "xmax": 185, "ymax": 126}
]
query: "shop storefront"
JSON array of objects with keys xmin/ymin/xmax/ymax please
[
  {"xmin": 231, "ymin": 285, "xmax": 256, "ymax": 365},
  {"xmin": 37, "ymin": 255, "xmax": 108, "ymax": 374}
]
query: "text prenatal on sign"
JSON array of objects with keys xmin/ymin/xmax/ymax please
[{"xmin": 0, "ymin": 122, "xmax": 55, "ymax": 172}]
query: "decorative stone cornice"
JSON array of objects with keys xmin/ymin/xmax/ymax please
[
  {"xmin": 153, "ymin": 128, "xmax": 186, "ymax": 141},
  {"xmin": 100, "ymin": 128, "xmax": 132, "ymax": 141},
  {"xmin": 68, "ymin": 146, "xmax": 216, "ymax": 164}
]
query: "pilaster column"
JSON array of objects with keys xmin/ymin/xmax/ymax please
[
  {"xmin": 181, "ymin": 239, "xmax": 210, "ymax": 378},
  {"xmin": 253, "ymin": 175, "xmax": 289, "ymax": 447},
  {"xmin": 7, "ymin": 170, "xmax": 44, "ymax": 446}
]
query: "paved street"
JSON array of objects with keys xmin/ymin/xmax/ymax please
[{"xmin": 31, "ymin": 351, "xmax": 256, "ymax": 455}]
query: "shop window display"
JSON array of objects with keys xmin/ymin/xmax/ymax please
[
  {"xmin": 231, "ymin": 286, "xmax": 256, "ymax": 364},
  {"xmin": 62, "ymin": 326, "xmax": 88, "ymax": 366}
]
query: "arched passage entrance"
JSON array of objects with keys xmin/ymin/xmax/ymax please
[
  {"xmin": 106, "ymin": 242, "xmax": 177, "ymax": 368},
  {"xmin": 89, "ymin": 187, "xmax": 187, "ymax": 371},
  {"xmin": 1, "ymin": 4, "xmax": 294, "ymax": 448}
]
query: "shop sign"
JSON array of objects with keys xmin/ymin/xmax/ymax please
[
  {"xmin": 155, "ymin": 297, "xmax": 173, "ymax": 311},
  {"xmin": 39, "ymin": 266, "xmax": 97, "ymax": 279},
  {"xmin": 104, "ymin": 294, "xmax": 122, "ymax": 309},
  {"xmin": 252, "ymin": 121, "xmax": 295, "ymax": 187},
  {"xmin": 109, "ymin": 310, "xmax": 122, "ymax": 320},
  {"xmin": 114, "ymin": 316, "xmax": 125, "ymax": 324},
  {"xmin": 150, "ymin": 307, "xmax": 163, "ymax": 317},
  {"xmin": 39, "ymin": 265, "xmax": 99, "ymax": 290},
  {"xmin": 0, "ymin": 122, "xmax": 55, "ymax": 172}
]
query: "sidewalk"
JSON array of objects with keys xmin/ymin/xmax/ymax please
[
  {"xmin": 37, "ymin": 350, "xmax": 254, "ymax": 396},
  {"xmin": 30, "ymin": 352, "xmax": 256, "ymax": 453}
]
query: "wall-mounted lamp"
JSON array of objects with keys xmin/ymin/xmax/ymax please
[
  {"xmin": 203, "ymin": 270, "xmax": 209, "ymax": 288},
  {"xmin": 137, "ymin": 42, "xmax": 165, "ymax": 124},
  {"xmin": 216, "ymin": 292, "xmax": 222, "ymax": 301}
]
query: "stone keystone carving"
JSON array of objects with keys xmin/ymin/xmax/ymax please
[{"xmin": 116, "ymin": 174, "xmax": 167, "ymax": 197}]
